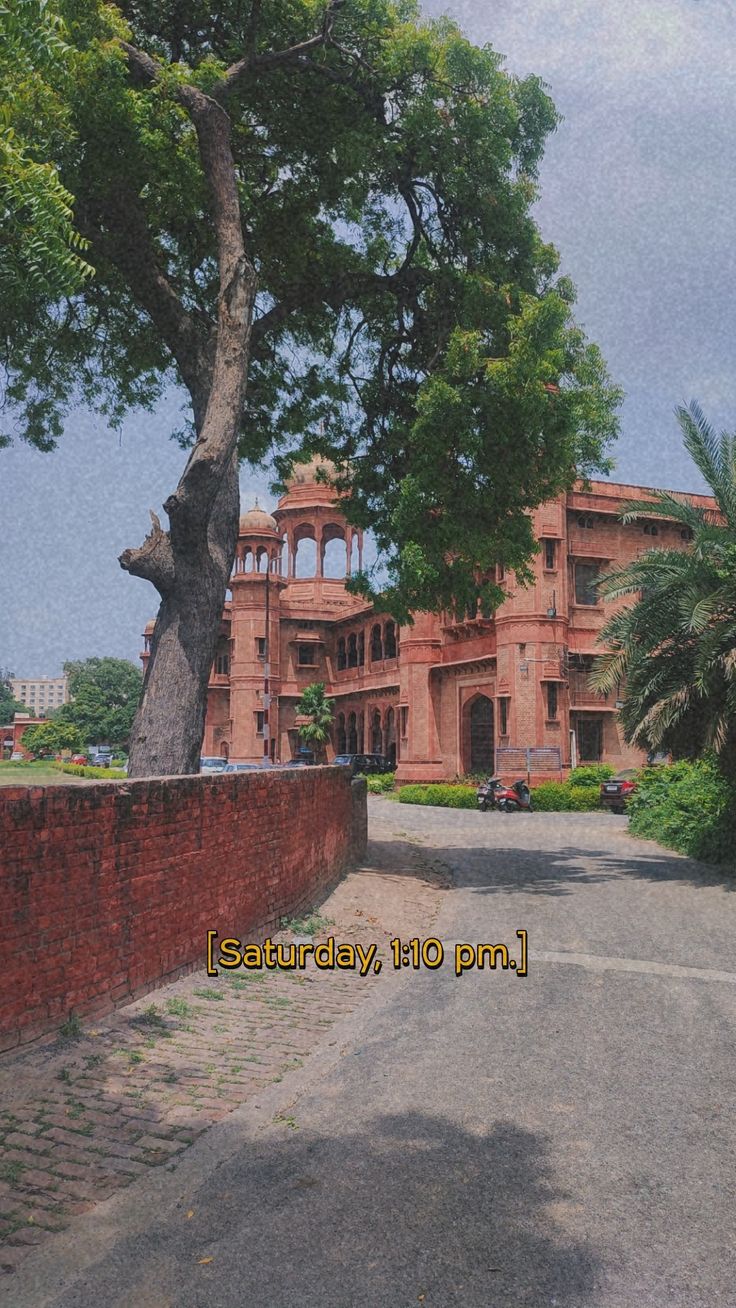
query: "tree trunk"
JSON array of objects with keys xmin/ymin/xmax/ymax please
[
  {"xmin": 126, "ymin": 453, "xmax": 239, "ymax": 776},
  {"xmin": 118, "ymin": 83, "xmax": 256, "ymax": 779}
]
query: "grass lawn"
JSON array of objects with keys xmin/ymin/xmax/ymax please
[{"xmin": 0, "ymin": 762, "xmax": 88, "ymax": 787}]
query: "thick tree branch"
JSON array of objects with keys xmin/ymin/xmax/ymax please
[
  {"xmin": 78, "ymin": 190, "xmax": 215, "ymax": 430},
  {"xmin": 119, "ymin": 511, "xmax": 176, "ymax": 593}
]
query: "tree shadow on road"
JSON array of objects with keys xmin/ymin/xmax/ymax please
[
  {"xmin": 38, "ymin": 1110, "xmax": 603, "ymax": 1308},
  {"xmin": 425, "ymin": 842, "xmax": 736, "ymax": 896}
]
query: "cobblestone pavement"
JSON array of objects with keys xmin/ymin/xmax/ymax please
[{"xmin": 0, "ymin": 807, "xmax": 448, "ymax": 1277}]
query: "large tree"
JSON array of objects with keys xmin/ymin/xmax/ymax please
[
  {"xmin": 592, "ymin": 403, "xmax": 736, "ymax": 766},
  {"xmin": 56, "ymin": 657, "xmax": 143, "ymax": 748},
  {"xmin": 3, "ymin": 0, "xmax": 620, "ymax": 776}
]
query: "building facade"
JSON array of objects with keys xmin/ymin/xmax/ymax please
[
  {"xmin": 10, "ymin": 676, "xmax": 68, "ymax": 715},
  {"xmin": 140, "ymin": 460, "xmax": 716, "ymax": 781}
]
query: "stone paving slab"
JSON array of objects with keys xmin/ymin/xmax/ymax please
[{"xmin": 0, "ymin": 816, "xmax": 447, "ymax": 1277}]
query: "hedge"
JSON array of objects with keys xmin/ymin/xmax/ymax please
[
  {"xmin": 627, "ymin": 757, "xmax": 734, "ymax": 864},
  {"xmin": 52, "ymin": 762, "xmax": 128, "ymax": 780},
  {"xmin": 398, "ymin": 783, "xmax": 477, "ymax": 809},
  {"xmin": 567, "ymin": 764, "xmax": 615, "ymax": 788},
  {"xmin": 364, "ymin": 772, "xmax": 396, "ymax": 794},
  {"xmin": 530, "ymin": 781, "xmax": 600, "ymax": 812}
]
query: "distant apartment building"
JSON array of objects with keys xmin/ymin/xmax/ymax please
[{"xmin": 11, "ymin": 676, "xmax": 68, "ymax": 716}]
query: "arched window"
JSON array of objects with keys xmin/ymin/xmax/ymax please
[
  {"xmin": 337, "ymin": 637, "xmax": 347, "ymax": 671},
  {"xmin": 256, "ymin": 548, "xmax": 268, "ymax": 573},
  {"xmin": 358, "ymin": 631, "xmax": 365, "ymax": 666},
  {"xmin": 371, "ymin": 709, "xmax": 382, "ymax": 754},
  {"xmin": 384, "ymin": 707, "xmax": 396, "ymax": 767},
  {"xmin": 577, "ymin": 514, "xmax": 594, "ymax": 530},
  {"xmin": 322, "ymin": 530, "xmax": 347, "ymax": 578},
  {"xmin": 244, "ymin": 548, "xmax": 254, "ymax": 572},
  {"xmin": 643, "ymin": 523, "xmax": 659, "ymax": 537},
  {"xmin": 336, "ymin": 713, "xmax": 347, "ymax": 754},
  {"xmin": 384, "ymin": 621, "xmax": 397, "ymax": 659},
  {"xmin": 347, "ymin": 712, "xmax": 358, "ymax": 753},
  {"xmin": 348, "ymin": 633, "xmax": 358, "ymax": 668},
  {"xmin": 680, "ymin": 527, "xmax": 693, "ymax": 542},
  {"xmin": 220, "ymin": 741, "xmax": 229, "ymax": 759},
  {"xmin": 294, "ymin": 534, "xmax": 317, "ymax": 576},
  {"xmin": 370, "ymin": 623, "xmax": 383, "ymax": 662}
]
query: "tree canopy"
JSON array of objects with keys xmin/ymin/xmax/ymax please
[
  {"xmin": 592, "ymin": 403, "xmax": 736, "ymax": 765},
  {"xmin": 55, "ymin": 656, "xmax": 142, "ymax": 747},
  {"xmin": 3, "ymin": 0, "xmax": 619, "ymax": 607},
  {"xmin": 22, "ymin": 718, "xmax": 85, "ymax": 756},
  {"xmin": 0, "ymin": 671, "xmax": 24, "ymax": 724}
]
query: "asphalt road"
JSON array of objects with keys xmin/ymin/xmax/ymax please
[{"xmin": 8, "ymin": 801, "xmax": 736, "ymax": 1308}]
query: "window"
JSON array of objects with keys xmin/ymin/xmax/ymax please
[
  {"xmin": 298, "ymin": 644, "xmax": 317, "ymax": 667},
  {"xmin": 358, "ymin": 631, "xmax": 365, "ymax": 666},
  {"xmin": 574, "ymin": 562, "xmax": 600, "ymax": 606},
  {"xmin": 256, "ymin": 637, "xmax": 266, "ymax": 661},
  {"xmin": 680, "ymin": 527, "xmax": 693, "ymax": 542},
  {"xmin": 544, "ymin": 539, "xmax": 557, "ymax": 570},
  {"xmin": 370, "ymin": 623, "xmax": 383, "ymax": 662},
  {"xmin": 255, "ymin": 711, "xmax": 265, "ymax": 736},
  {"xmin": 643, "ymin": 523, "xmax": 659, "ymax": 537},
  {"xmin": 577, "ymin": 514, "xmax": 594, "ymax": 530},
  {"xmin": 498, "ymin": 697, "xmax": 509, "ymax": 736},
  {"xmin": 215, "ymin": 652, "xmax": 230, "ymax": 675},
  {"xmin": 400, "ymin": 706, "xmax": 409, "ymax": 738},
  {"xmin": 384, "ymin": 621, "xmax": 397, "ymax": 659},
  {"xmin": 336, "ymin": 637, "xmax": 346, "ymax": 671},
  {"xmin": 347, "ymin": 633, "xmax": 358, "ymax": 668},
  {"xmin": 545, "ymin": 682, "xmax": 558, "ymax": 720}
]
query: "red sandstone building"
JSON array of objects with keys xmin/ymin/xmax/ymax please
[{"xmin": 141, "ymin": 459, "xmax": 715, "ymax": 781}]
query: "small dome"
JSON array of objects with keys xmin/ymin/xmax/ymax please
[
  {"xmin": 143, "ymin": 620, "xmax": 155, "ymax": 635},
  {"xmin": 286, "ymin": 455, "xmax": 338, "ymax": 488},
  {"xmin": 239, "ymin": 498, "xmax": 279, "ymax": 535}
]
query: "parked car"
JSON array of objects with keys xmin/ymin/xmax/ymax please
[
  {"xmin": 200, "ymin": 756, "xmax": 228, "ymax": 774},
  {"xmin": 334, "ymin": 753, "xmax": 392, "ymax": 776},
  {"xmin": 223, "ymin": 761, "xmax": 276, "ymax": 772},
  {"xmin": 71, "ymin": 754, "xmax": 88, "ymax": 765},
  {"xmin": 600, "ymin": 769, "xmax": 639, "ymax": 814}
]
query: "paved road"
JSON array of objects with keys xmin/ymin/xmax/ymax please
[{"xmin": 8, "ymin": 801, "xmax": 736, "ymax": 1307}]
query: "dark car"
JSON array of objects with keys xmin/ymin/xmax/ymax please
[
  {"xmin": 600, "ymin": 769, "xmax": 639, "ymax": 814},
  {"xmin": 334, "ymin": 753, "xmax": 392, "ymax": 776}
]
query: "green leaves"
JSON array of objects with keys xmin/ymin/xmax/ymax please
[
  {"xmin": 4, "ymin": 0, "xmax": 619, "ymax": 616},
  {"xmin": 593, "ymin": 402, "xmax": 736, "ymax": 763}
]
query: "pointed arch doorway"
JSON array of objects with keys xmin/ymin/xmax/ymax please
[{"xmin": 464, "ymin": 693, "xmax": 494, "ymax": 775}]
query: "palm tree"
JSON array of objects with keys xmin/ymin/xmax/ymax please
[
  {"xmin": 296, "ymin": 683, "xmax": 336, "ymax": 762},
  {"xmin": 591, "ymin": 402, "xmax": 736, "ymax": 763}
]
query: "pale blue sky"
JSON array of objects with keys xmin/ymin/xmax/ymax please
[{"xmin": 2, "ymin": 0, "xmax": 734, "ymax": 674}]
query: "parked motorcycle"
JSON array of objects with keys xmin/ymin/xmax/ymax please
[{"xmin": 476, "ymin": 777, "xmax": 533, "ymax": 813}]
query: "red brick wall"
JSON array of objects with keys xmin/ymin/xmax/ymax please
[{"xmin": 0, "ymin": 769, "xmax": 366, "ymax": 1051}]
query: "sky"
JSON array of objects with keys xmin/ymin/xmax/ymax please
[{"xmin": 2, "ymin": 0, "xmax": 735, "ymax": 676}]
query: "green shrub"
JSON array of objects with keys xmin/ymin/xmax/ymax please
[
  {"xmin": 568, "ymin": 764, "xmax": 615, "ymax": 788},
  {"xmin": 531, "ymin": 781, "xmax": 600, "ymax": 812},
  {"xmin": 627, "ymin": 757, "xmax": 734, "ymax": 864},
  {"xmin": 365, "ymin": 772, "xmax": 395, "ymax": 794},
  {"xmin": 52, "ymin": 763, "xmax": 127, "ymax": 780},
  {"xmin": 398, "ymin": 783, "xmax": 476, "ymax": 809}
]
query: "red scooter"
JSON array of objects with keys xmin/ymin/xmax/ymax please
[{"xmin": 476, "ymin": 777, "xmax": 533, "ymax": 813}]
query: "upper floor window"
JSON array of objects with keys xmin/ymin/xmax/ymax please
[
  {"xmin": 215, "ymin": 652, "xmax": 230, "ymax": 675},
  {"xmin": 256, "ymin": 637, "xmax": 266, "ymax": 661},
  {"xmin": 680, "ymin": 527, "xmax": 693, "ymax": 542},
  {"xmin": 255, "ymin": 711, "xmax": 264, "ymax": 736},
  {"xmin": 370, "ymin": 623, "xmax": 383, "ymax": 662},
  {"xmin": 384, "ymin": 621, "xmax": 397, "ymax": 659},
  {"xmin": 498, "ymin": 697, "xmax": 509, "ymax": 736},
  {"xmin": 347, "ymin": 633, "xmax": 358, "ymax": 668},
  {"xmin": 577, "ymin": 514, "xmax": 594, "ymax": 530},
  {"xmin": 298, "ymin": 643, "xmax": 317, "ymax": 667},
  {"xmin": 543, "ymin": 539, "xmax": 557, "ymax": 570},
  {"xmin": 643, "ymin": 522, "xmax": 659, "ymax": 537},
  {"xmin": 574, "ymin": 562, "xmax": 600, "ymax": 606},
  {"xmin": 336, "ymin": 637, "xmax": 346, "ymax": 671}
]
